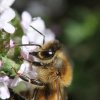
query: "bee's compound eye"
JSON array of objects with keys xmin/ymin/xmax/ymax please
[{"xmin": 39, "ymin": 49, "xmax": 55, "ymax": 59}]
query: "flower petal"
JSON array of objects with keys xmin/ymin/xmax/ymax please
[
  {"xmin": 0, "ymin": 0, "xmax": 15, "ymax": 7},
  {"xmin": 26, "ymin": 28, "xmax": 37, "ymax": 42},
  {"xmin": 22, "ymin": 35, "xmax": 29, "ymax": 44},
  {"xmin": 21, "ymin": 11, "xmax": 32, "ymax": 26},
  {"xmin": 0, "ymin": 76, "xmax": 10, "ymax": 86},
  {"xmin": 21, "ymin": 35, "xmax": 34, "ymax": 54},
  {"xmin": 0, "ymin": 8, "xmax": 15, "ymax": 22},
  {"xmin": 18, "ymin": 61, "xmax": 30, "ymax": 73},
  {"xmin": 0, "ymin": 82, "xmax": 10, "ymax": 99},
  {"xmin": 0, "ymin": 0, "xmax": 15, "ymax": 12},
  {"xmin": 18, "ymin": 61, "xmax": 38, "ymax": 78},
  {"xmin": 26, "ymin": 27, "xmax": 44, "ymax": 45},
  {"xmin": 0, "ymin": 22, "xmax": 4, "ymax": 29},
  {"xmin": 3, "ymin": 22, "xmax": 15, "ymax": 34},
  {"xmin": 45, "ymin": 29, "xmax": 55, "ymax": 42}
]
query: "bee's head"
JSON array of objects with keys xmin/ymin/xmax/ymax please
[
  {"xmin": 19, "ymin": 26, "xmax": 61, "ymax": 64},
  {"xmin": 29, "ymin": 40, "xmax": 61, "ymax": 60}
]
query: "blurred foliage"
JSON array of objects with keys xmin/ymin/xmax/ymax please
[
  {"xmin": 61, "ymin": 8, "xmax": 100, "ymax": 100},
  {"xmin": 63, "ymin": 8, "xmax": 99, "ymax": 45}
]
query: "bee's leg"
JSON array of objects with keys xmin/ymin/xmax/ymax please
[
  {"xmin": 11, "ymin": 67, "xmax": 44, "ymax": 86},
  {"xmin": 11, "ymin": 67, "xmax": 31, "ymax": 82},
  {"xmin": 30, "ymin": 79, "xmax": 45, "ymax": 86},
  {"xmin": 32, "ymin": 88, "xmax": 39, "ymax": 100}
]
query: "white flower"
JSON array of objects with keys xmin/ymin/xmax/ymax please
[
  {"xmin": 21, "ymin": 11, "xmax": 46, "ymax": 43},
  {"xmin": 21, "ymin": 13, "xmax": 46, "ymax": 57},
  {"xmin": 0, "ymin": 76, "xmax": 10, "ymax": 99},
  {"xmin": 0, "ymin": 8, "xmax": 15, "ymax": 34},
  {"xmin": 21, "ymin": 12, "xmax": 55, "ymax": 54},
  {"xmin": 0, "ymin": 0, "xmax": 15, "ymax": 13}
]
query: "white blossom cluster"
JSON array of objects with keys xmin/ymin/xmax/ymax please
[
  {"xmin": 0, "ymin": 0, "xmax": 55, "ymax": 99},
  {"xmin": 0, "ymin": 0, "xmax": 15, "ymax": 99}
]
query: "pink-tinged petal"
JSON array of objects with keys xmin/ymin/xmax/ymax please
[
  {"xmin": 21, "ymin": 47, "xmax": 30, "ymax": 59},
  {"xmin": 10, "ymin": 39, "xmax": 15, "ymax": 48},
  {"xmin": 0, "ymin": 82, "xmax": 10, "ymax": 99},
  {"xmin": 0, "ymin": 8, "xmax": 15, "ymax": 22},
  {"xmin": 31, "ymin": 17, "xmax": 46, "ymax": 34},
  {"xmin": 3, "ymin": 23, "xmax": 15, "ymax": 34},
  {"xmin": 0, "ymin": 76, "xmax": 10, "ymax": 85}
]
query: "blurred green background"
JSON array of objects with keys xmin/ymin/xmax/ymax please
[{"xmin": 13, "ymin": 0, "xmax": 100, "ymax": 100}]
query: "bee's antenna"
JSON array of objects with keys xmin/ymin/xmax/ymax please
[
  {"xmin": 17, "ymin": 44, "xmax": 42, "ymax": 48},
  {"xmin": 30, "ymin": 26, "xmax": 45, "ymax": 44}
]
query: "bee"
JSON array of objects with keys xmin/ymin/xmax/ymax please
[{"xmin": 14, "ymin": 26, "xmax": 73, "ymax": 100}]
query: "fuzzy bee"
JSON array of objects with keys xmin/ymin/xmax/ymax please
[{"xmin": 13, "ymin": 26, "xmax": 73, "ymax": 100}]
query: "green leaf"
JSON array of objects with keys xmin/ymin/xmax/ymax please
[
  {"xmin": 64, "ymin": 9, "xmax": 98, "ymax": 45},
  {"xmin": 0, "ymin": 56, "xmax": 20, "ymax": 77}
]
